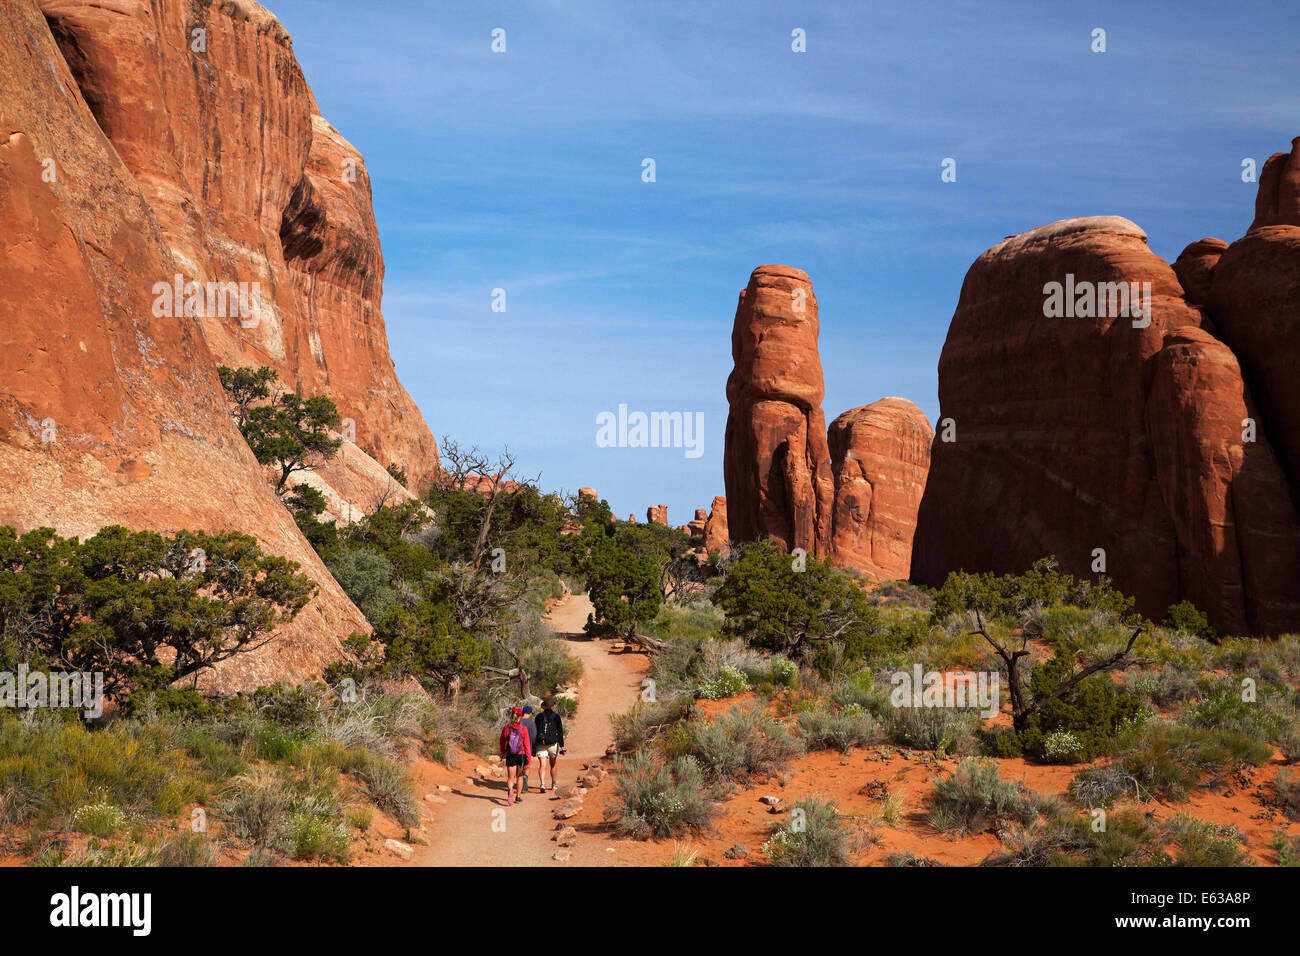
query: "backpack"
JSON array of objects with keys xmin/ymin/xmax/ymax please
[
  {"xmin": 537, "ymin": 711, "xmax": 559, "ymax": 743},
  {"xmin": 507, "ymin": 725, "xmax": 524, "ymax": 755}
]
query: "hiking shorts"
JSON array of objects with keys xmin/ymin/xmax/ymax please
[
  {"xmin": 535, "ymin": 743, "xmax": 560, "ymax": 760},
  {"xmin": 505, "ymin": 754, "xmax": 526, "ymax": 768}
]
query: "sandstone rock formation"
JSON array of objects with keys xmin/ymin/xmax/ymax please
[
  {"xmin": 685, "ymin": 508, "xmax": 708, "ymax": 547},
  {"xmin": 1172, "ymin": 238, "xmax": 1227, "ymax": 306},
  {"xmin": 460, "ymin": 474, "xmax": 522, "ymax": 498},
  {"xmin": 1147, "ymin": 328, "xmax": 1300, "ymax": 634},
  {"xmin": 39, "ymin": 0, "xmax": 438, "ymax": 491},
  {"xmin": 301, "ymin": 443, "xmax": 416, "ymax": 527},
  {"xmin": 646, "ymin": 504, "xmax": 668, "ymax": 526},
  {"xmin": 913, "ymin": 208, "xmax": 1300, "ymax": 634},
  {"xmin": 913, "ymin": 217, "xmax": 1193, "ymax": 616},
  {"xmin": 1210, "ymin": 138, "xmax": 1300, "ymax": 519},
  {"xmin": 724, "ymin": 266, "xmax": 834, "ymax": 554},
  {"xmin": 703, "ymin": 496, "xmax": 730, "ymax": 557},
  {"xmin": 0, "ymin": 0, "xmax": 438, "ymax": 688},
  {"xmin": 1248, "ymin": 138, "xmax": 1300, "ymax": 229},
  {"xmin": 828, "ymin": 399, "xmax": 933, "ymax": 579},
  {"xmin": 724, "ymin": 266, "xmax": 932, "ymax": 576}
]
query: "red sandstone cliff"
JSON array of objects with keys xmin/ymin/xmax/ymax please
[
  {"xmin": 40, "ymin": 0, "xmax": 438, "ymax": 489},
  {"xmin": 912, "ymin": 210, "xmax": 1300, "ymax": 634},
  {"xmin": 0, "ymin": 0, "xmax": 439, "ymax": 689}
]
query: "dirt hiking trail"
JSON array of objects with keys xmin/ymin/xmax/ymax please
[{"xmin": 414, "ymin": 592, "xmax": 648, "ymax": 866}]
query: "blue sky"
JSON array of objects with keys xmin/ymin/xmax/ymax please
[{"xmin": 269, "ymin": 0, "xmax": 1296, "ymax": 524}]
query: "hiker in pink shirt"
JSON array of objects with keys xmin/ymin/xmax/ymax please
[{"xmin": 499, "ymin": 707, "xmax": 532, "ymax": 806}]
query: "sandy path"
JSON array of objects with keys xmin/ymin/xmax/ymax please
[{"xmin": 415, "ymin": 592, "xmax": 646, "ymax": 867}]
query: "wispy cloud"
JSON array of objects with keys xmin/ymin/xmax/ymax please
[{"xmin": 268, "ymin": 0, "xmax": 1299, "ymax": 519}]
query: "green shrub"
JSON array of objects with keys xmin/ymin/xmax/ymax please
[
  {"xmin": 928, "ymin": 758, "xmax": 1039, "ymax": 835},
  {"xmin": 524, "ymin": 569, "xmax": 567, "ymax": 611},
  {"xmin": 1279, "ymin": 724, "xmax": 1300, "ymax": 765},
  {"xmin": 687, "ymin": 706, "xmax": 803, "ymax": 785},
  {"xmin": 1125, "ymin": 665, "xmax": 1203, "ymax": 709},
  {"xmin": 357, "ymin": 755, "xmax": 418, "ymax": 828},
  {"xmin": 177, "ymin": 726, "xmax": 247, "ymax": 781},
  {"xmin": 125, "ymin": 686, "xmax": 219, "ymax": 719},
  {"xmin": 980, "ymin": 728, "xmax": 1024, "ymax": 758},
  {"xmin": 796, "ymin": 707, "xmax": 881, "ymax": 753},
  {"xmin": 877, "ymin": 612, "xmax": 936, "ymax": 663},
  {"xmin": 1041, "ymin": 730, "xmax": 1086, "ymax": 764},
  {"xmin": 929, "ymin": 558, "xmax": 1135, "ymax": 629},
  {"xmin": 888, "ymin": 706, "xmax": 977, "ymax": 755},
  {"xmin": 289, "ymin": 808, "xmax": 351, "ymax": 863},
  {"xmin": 831, "ymin": 671, "xmax": 891, "ymax": 716},
  {"xmin": 72, "ymin": 802, "xmax": 124, "ymax": 838},
  {"xmin": 643, "ymin": 603, "xmax": 725, "ymax": 659},
  {"xmin": 327, "ymin": 547, "xmax": 399, "ymax": 626},
  {"xmin": 219, "ymin": 770, "xmax": 293, "ymax": 851},
  {"xmin": 249, "ymin": 681, "xmax": 324, "ymax": 729},
  {"xmin": 609, "ymin": 752, "xmax": 717, "ymax": 839},
  {"xmin": 345, "ymin": 805, "xmax": 373, "ymax": 831},
  {"xmin": 153, "ymin": 832, "xmax": 218, "ymax": 867},
  {"xmin": 700, "ymin": 639, "xmax": 780, "ymax": 687},
  {"xmin": 1069, "ymin": 764, "xmax": 1152, "ymax": 807},
  {"xmin": 1164, "ymin": 815, "xmax": 1252, "ymax": 866},
  {"xmin": 505, "ymin": 612, "xmax": 583, "ymax": 698},
  {"xmin": 763, "ymin": 796, "xmax": 854, "ymax": 866},
  {"xmin": 612, "ymin": 696, "xmax": 694, "ymax": 751},
  {"xmin": 1276, "ymin": 770, "xmax": 1300, "ymax": 820},
  {"xmin": 770, "ymin": 658, "xmax": 799, "ymax": 686},
  {"xmin": 1182, "ymin": 693, "xmax": 1282, "ymax": 741},
  {"xmin": 1273, "ymin": 831, "xmax": 1300, "ymax": 867},
  {"xmin": 697, "ymin": 666, "xmax": 748, "ymax": 701},
  {"xmin": 254, "ymin": 724, "xmax": 303, "ymax": 762},
  {"xmin": 316, "ymin": 692, "xmax": 431, "ymax": 762},
  {"xmin": 991, "ymin": 811, "xmax": 1167, "ymax": 867},
  {"xmin": 1162, "ymin": 601, "xmax": 1221, "ymax": 642},
  {"xmin": 0, "ymin": 713, "xmax": 203, "ymax": 829},
  {"xmin": 1012, "ymin": 642, "xmax": 1145, "ymax": 762},
  {"xmin": 869, "ymin": 580, "xmax": 934, "ymax": 610},
  {"xmin": 300, "ymin": 739, "xmax": 369, "ymax": 776},
  {"xmin": 1022, "ymin": 604, "xmax": 1131, "ymax": 653},
  {"xmin": 219, "ymin": 770, "xmax": 351, "ymax": 862},
  {"xmin": 712, "ymin": 541, "xmax": 889, "ymax": 661},
  {"xmin": 1117, "ymin": 721, "xmax": 1272, "ymax": 801}
]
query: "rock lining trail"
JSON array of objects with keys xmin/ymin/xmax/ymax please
[{"xmin": 414, "ymin": 592, "xmax": 647, "ymax": 867}]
